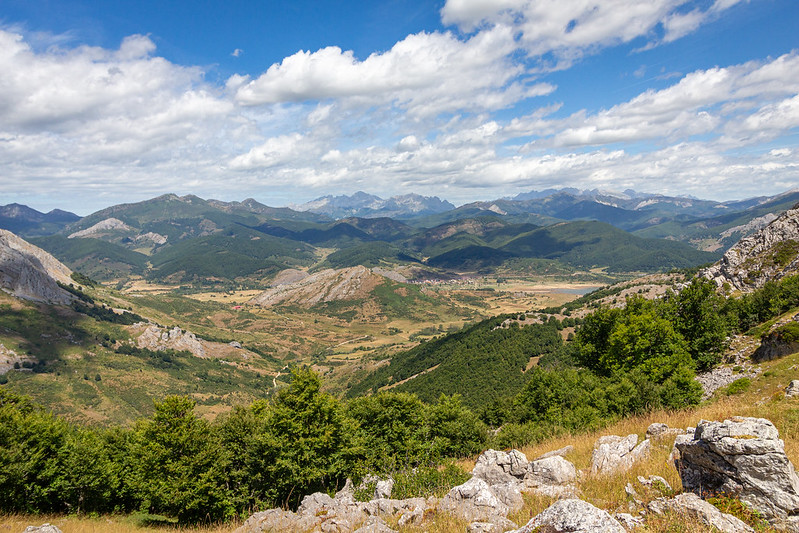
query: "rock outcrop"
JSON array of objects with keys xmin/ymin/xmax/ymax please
[
  {"xmin": 67, "ymin": 217, "xmax": 134, "ymax": 239},
  {"xmin": 648, "ymin": 493, "xmax": 754, "ymax": 533},
  {"xmin": 249, "ymin": 266, "xmax": 391, "ymax": 307},
  {"xmin": 510, "ymin": 498, "xmax": 626, "ymax": 533},
  {"xmin": 132, "ymin": 324, "xmax": 207, "ymax": 357},
  {"xmin": 787, "ymin": 380, "xmax": 799, "ymax": 398},
  {"xmin": 702, "ymin": 203, "xmax": 799, "ymax": 292},
  {"xmin": 591, "ymin": 434, "xmax": 651, "ymax": 475},
  {"xmin": 0, "ymin": 229, "xmax": 74, "ymax": 304},
  {"xmin": 753, "ymin": 319, "xmax": 799, "ymax": 362},
  {"xmin": 674, "ymin": 417, "xmax": 799, "ymax": 531}
]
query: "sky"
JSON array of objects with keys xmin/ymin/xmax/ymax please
[{"xmin": 0, "ymin": 0, "xmax": 798, "ymax": 215}]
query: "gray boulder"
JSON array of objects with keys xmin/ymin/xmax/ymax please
[
  {"xmin": 509, "ymin": 498, "xmax": 626, "ymax": 533},
  {"xmin": 24, "ymin": 526, "xmax": 63, "ymax": 533},
  {"xmin": 787, "ymin": 380, "xmax": 799, "ymax": 398},
  {"xmin": 526, "ymin": 455, "xmax": 577, "ymax": 487},
  {"xmin": 675, "ymin": 416, "xmax": 799, "ymax": 531},
  {"xmin": 472, "ymin": 449, "xmax": 529, "ymax": 484},
  {"xmin": 591, "ymin": 434, "xmax": 651, "ymax": 475},
  {"xmin": 647, "ymin": 493, "xmax": 753, "ymax": 533},
  {"xmin": 440, "ymin": 476, "xmax": 510, "ymax": 522}
]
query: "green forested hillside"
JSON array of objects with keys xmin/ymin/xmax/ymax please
[
  {"xmin": 501, "ymin": 220, "xmax": 717, "ymax": 271},
  {"xmin": 31, "ymin": 235, "xmax": 149, "ymax": 280},
  {"xmin": 147, "ymin": 224, "xmax": 316, "ymax": 282},
  {"xmin": 347, "ymin": 318, "xmax": 564, "ymax": 409}
]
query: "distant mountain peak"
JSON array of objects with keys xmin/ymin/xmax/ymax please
[{"xmin": 290, "ymin": 192, "xmax": 454, "ymax": 219}]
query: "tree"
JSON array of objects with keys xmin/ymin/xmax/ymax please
[
  {"xmin": 666, "ymin": 278, "xmax": 730, "ymax": 371},
  {"xmin": 246, "ymin": 368, "xmax": 364, "ymax": 508},
  {"xmin": 129, "ymin": 396, "xmax": 233, "ymax": 523},
  {"xmin": 347, "ymin": 392, "xmax": 429, "ymax": 469}
]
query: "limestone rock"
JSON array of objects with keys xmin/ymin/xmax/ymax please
[
  {"xmin": 358, "ymin": 474, "xmax": 394, "ymax": 500},
  {"xmin": 535, "ymin": 445, "xmax": 574, "ymax": 460},
  {"xmin": 134, "ymin": 324, "xmax": 207, "ymax": 358},
  {"xmin": 353, "ymin": 516, "xmax": 396, "ymax": 533},
  {"xmin": 646, "ymin": 423, "xmax": 683, "ymax": 441},
  {"xmin": 468, "ymin": 516, "xmax": 518, "ymax": 533},
  {"xmin": 440, "ymin": 477, "xmax": 510, "ymax": 522},
  {"xmin": 647, "ymin": 493, "xmax": 753, "ymax": 533},
  {"xmin": 249, "ymin": 266, "xmax": 387, "ymax": 307},
  {"xmin": 637, "ymin": 475, "xmax": 672, "ymax": 493},
  {"xmin": 510, "ymin": 498, "xmax": 626, "ymax": 533},
  {"xmin": 365, "ymin": 497, "xmax": 427, "ymax": 518},
  {"xmin": 754, "ymin": 324, "xmax": 799, "ymax": 362},
  {"xmin": 702, "ymin": 203, "xmax": 799, "ymax": 293},
  {"xmin": 591, "ymin": 434, "xmax": 650, "ymax": 475},
  {"xmin": 525, "ymin": 455, "xmax": 577, "ymax": 488},
  {"xmin": 68, "ymin": 217, "xmax": 134, "ymax": 239},
  {"xmin": 675, "ymin": 417, "xmax": 799, "ymax": 531},
  {"xmin": 787, "ymin": 380, "xmax": 799, "ymax": 398},
  {"xmin": 472, "ymin": 449, "xmax": 529, "ymax": 485},
  {"xmin": 489, "ymin": 481, "xmax": 524, "ymax": 513},
  {"xmin": 0, "ymin": 229, "xmax": 74, "ymax": 304},
  {"xmin": 614, "ymin": 512, "xmax": 644, "ymax": 530},
  {"xmin": 24, "ymin": 525, "xmax": 63, "ymax": 533}
]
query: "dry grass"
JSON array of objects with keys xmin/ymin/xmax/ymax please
[{"xmin": 0, "ymin": 514, "xmax": 240, "ymax": 533}]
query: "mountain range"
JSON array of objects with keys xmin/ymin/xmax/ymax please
[{"xmin": 1, "ymin": 188, "xmax": 797, "ymax": 287}]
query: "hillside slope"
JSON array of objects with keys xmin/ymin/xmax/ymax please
[
  {"xmin": 0, "ymin": 229, "xmax": 75, "ymax": 304},
  {"xmin": 703, "ymin": 202, "xmax": 799, "ymax": 292}
]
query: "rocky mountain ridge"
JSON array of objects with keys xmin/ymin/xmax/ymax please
[
  {"xmin": 248, "ymin": 265, "xmax": 407, "ymax": 308},
  {"xmin": 702, "ymin": 202, "xmax": 799, "ymax": 292},
  {"xmin": 0, "ymin": 229, "xmax": 74, "ymax": 304}
]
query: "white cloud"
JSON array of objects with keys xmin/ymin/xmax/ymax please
[
  {"xmin": 441, "ymin": 0, "xmax": 746, "ymax": 66},
  {"xmin": 231, "ymin": 48, "xmax": 243, "ymax": 57},
  {"xmin": 504, "ymin": 52, "xmax": 799, "ymax": 150},
  {"xmin": 230, "ymin": 25, "xmax": 545, "ymax": 117}
]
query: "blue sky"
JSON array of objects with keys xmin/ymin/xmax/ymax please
[{"xmin": 0, "ymin": 0, "xmax": 797, "ymax": 214}]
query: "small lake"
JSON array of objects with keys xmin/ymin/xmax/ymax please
[{"xmin": 554, "ymin": 286, "xmax": 602, "ymax": 295}]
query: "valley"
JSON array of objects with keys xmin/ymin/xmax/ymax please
[{"xmin": 3, "ymin": 190, "xmax": 799, "ymax": 532}]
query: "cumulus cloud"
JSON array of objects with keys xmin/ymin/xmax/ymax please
[
  {"xmin": 0, "ymin": 3, "xmax": 796, "ymax": 213},
  {"xmin": 502, "ymin": 52, "xmax": 799, "ymax": 150},
  {"xmin": 441, "ymin": 0, "xmax": 745, "ymax": 66},
  {"xmin": 229, "ymin": 25, "xmax": 553, "ymax": 117}
]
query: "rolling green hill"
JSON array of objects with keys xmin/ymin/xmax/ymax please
[
  {"xmin": 501, "ymin": 221, "xmax": 717, "ymax": 271},
  {"xmin": 347, "ymin": 317, "xmax": 564, "ymax": 410},
  {"xmin": 31, "ymin": 235, "xmax": 149, "ymax": 281},
  {"xmin": 147, "ymin": 224, "xmax": 316, "ymax": 283}
]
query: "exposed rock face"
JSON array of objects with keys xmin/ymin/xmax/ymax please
[
  {"xmin": 591, "ymin": 434, "xmax": 651, "ymax": 475},
  {"xmin": 697, "ymin": 365, "xmax": 760, "ymax": 400},
  {"xmin": 702, "ymin": 203, "xmax": 799, "ymax": 292},
  {"xmin": 753, "ymin": 320, "xmax": 799, "ymax": 362},
  {"xmin": 249, "ymin": 266, "xmax": 390, "ymax": 307},
  {"xmin": 0, "ymin": 229, "xmax": 74, "ymax": 304},
  {"xmin": 270, "ymin": 268, "xmax": 310, "ymax": 287},
  {"xmin": 648, "ymin": 493, "xmax": 754, "ymax": 533},
  {"xmin": 675, "ymin": 417, "xmax": 799, "ymax": 531},
  {"xmin": 68, "ymin": 217, "xmax": 133, "ymax": 239},
  {"xmin": 510, "ymin": 498, "xmax": 626, "ymax": 533},
  {"xmin": 133, "ymin": 324, "xmax": 206, "ymax": 357}
]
